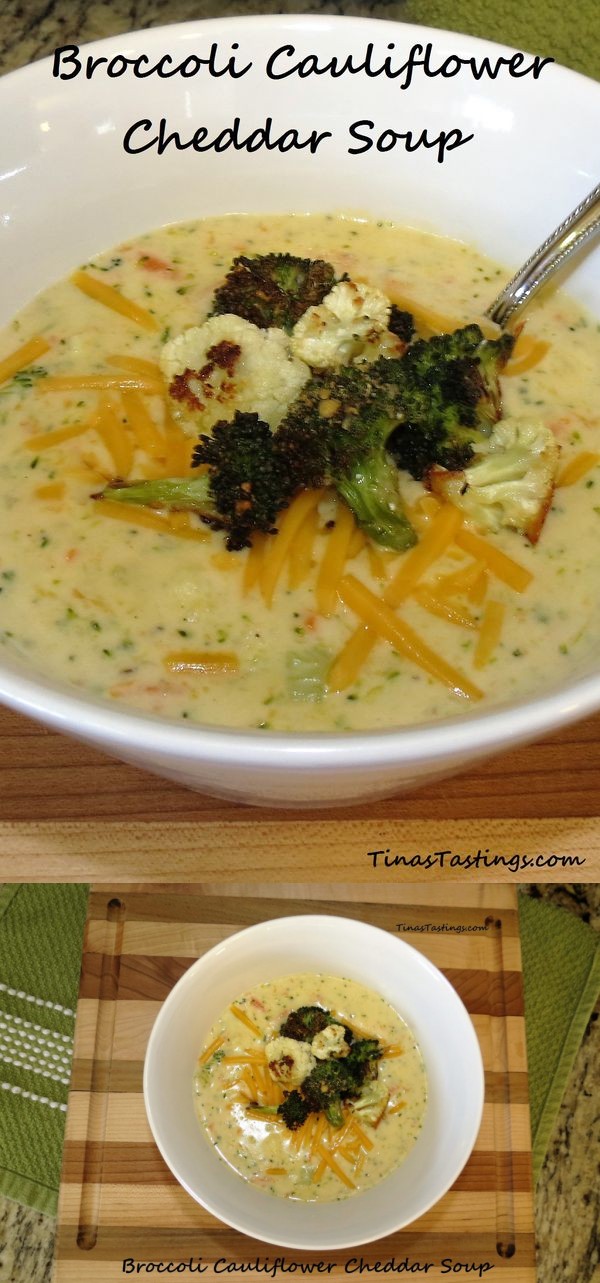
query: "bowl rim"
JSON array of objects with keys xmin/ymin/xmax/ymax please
[
  {"xmin": 2, "ymin": 11, "xmax": 597, "ymax": 94},
  {"xmin": 142, "ymin": 912, "xmax": 485, "ymax": 1248},
  {"xmin": 1, "ymin": 13, "xmax": 600, "ymax": 773},
  {"xmin": 2, "ymin": 648, "xmax": 600, "ymax": 772}
]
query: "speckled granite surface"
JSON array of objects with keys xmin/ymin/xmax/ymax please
[
  {"xmin": 0, "ymin": 1199, "xmax": 53, "ymax": 1283},
  {"xmin": 2, "ymin": 1, "xmax": 404, "ymax": 76}
]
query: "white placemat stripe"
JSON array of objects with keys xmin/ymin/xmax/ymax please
[
  {"xmin": 0, "ymin": 1080, "xmax": 67, "ymax": 1111},
  {"xmin": 0, "ymin": 1017, "xmax": 73, "ymax": 1068},
  {"xmin": 0, "ymin": 1049, "xmax": 71, "ymax": 1086},
  {"xmin": 0, "ymin": 1031, "xmax": 72, "ymax": 1072},
  {"xmin": 0, "ymin": 1009, "xmax": 72, "ymax": 1043},
  {"xmin": 0, "ymin": 983, "xmax": 74, "ymax": 1016}
]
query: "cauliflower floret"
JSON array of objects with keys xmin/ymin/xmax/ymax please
[
  {"xmin": 161, "ymin": 314, "xmax": 310, "ymax": 432},
  {"xmin": 350, "ymin": 1078, "xmax": 390, "ymax": 1127},
  {"xmin": 291, "ymin": 280, "xmax": 403, "ymax": 369},
  {"xmin": 265, "ymin": 1036, "xmax": 316, "ymax": 1086},
  {"xmin": 311, "ymin": 1024, "xmax": 350, "ymax": 1060},
  {"xmin": 428, "ymin": 417, "xmax": 560, "ymax": 543},
  {"xmin": 356, "ymin": 328, "xmax": 407, "ymax": 365}
]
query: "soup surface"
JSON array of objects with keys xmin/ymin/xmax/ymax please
[
  {"xmin": 193, "ymin": 973, "xmax": 427, "ymax": 1201},
  {"xmin": 0, "ymin": 213, "xmax": 599, "ymax": 730}
]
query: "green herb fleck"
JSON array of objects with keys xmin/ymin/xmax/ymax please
[{"xmin": 12, "ymin": 365, "xmax": 48, "ymax": 389}]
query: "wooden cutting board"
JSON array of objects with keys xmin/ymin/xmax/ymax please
[{"xmin": 54, "ymin": 884, "xmax": 535, "ymax": 1282}]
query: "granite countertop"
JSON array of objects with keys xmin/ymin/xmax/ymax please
[
  {"xmin": 0, "ymin": 0, "xmax": 407, "ymax": 77},
  {"xmin": 0, "ymin": 3, "xmax": 598, "ymax": 1280}
]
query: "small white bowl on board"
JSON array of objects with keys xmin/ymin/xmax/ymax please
[{"xmin": 143, "ymin": 914, "xmax": 484, "ymax": 1249}]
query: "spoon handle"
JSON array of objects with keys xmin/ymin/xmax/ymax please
[{"xmin": 485, "ymin": 181, "xmax": 600, "ymax": 327}]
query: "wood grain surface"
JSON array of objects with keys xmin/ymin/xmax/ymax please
[
  {"xmin": 0, "ymin": 703, "xmax": 598, "ymax": 882},
  {"xmin": 0, "ymin": 816, "xmax": 597, "ymax": 884},
  {"xmin": 54, "ymin": 884, "xmax": 536, "ymax": 1282}
]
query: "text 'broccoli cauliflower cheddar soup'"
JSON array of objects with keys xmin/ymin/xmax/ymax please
[
  {"xmin": 193, "ymin": 975, "xmax": 427, "ymax": 1201},
  {"xmin": 1, "ymin": 213, "xmax": 599, "ymax": 731}
]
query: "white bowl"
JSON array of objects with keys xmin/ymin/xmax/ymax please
[
  {"xmin": 143, "ymin": 914, "xmax": 484, "ymax": 1249},
  {"xmin": 1, "ymin": 16, "xmax": 600, "ymax": 806}
]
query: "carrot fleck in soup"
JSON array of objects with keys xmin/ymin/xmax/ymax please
[
  {"xmin": 0, "ymin": 213, "xmax": 599, "ymax": 730},
  {"xmin": 193, "ymin": 974, "xmax": 427, "ymax": 1201}
]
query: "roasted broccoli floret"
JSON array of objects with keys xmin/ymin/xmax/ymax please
[
  {"xmin": 298, "ymin": 1040, "xmax": 382, "ymax": 1128},
  {"xmin": 300, "ymin": 1058, "xmax": 359, "ymax": 1128},
  {"xmin": 428, "ymin": 417, "xmax": 560, "ymax": 543},
  {"xmin": 280, "ymin": 1005, "xmax": 336, "ymax": 1042},
  {"xmin": 211, "ymin": 253, "xmax": 337, "ymax": 332},
  {"xmin": 388, "ymin": 306, "xmax": 415, "ymax": 344},
  {"xmin": 276, "ymin": 363, "xmax": 417, "ymax": 551},
  {"xmin": 277, "ymin": 1090, "xmax": 312, "ymax": 1131},
  {"xmin": 467, "ymin": 330, "xmax": 515, "ymax": 431},
  {"xmin": 345, "ymin": 1038, "xmax": 383, "ymax": 1074},
  {"xmin": 97, "ymin": 412, "xmax": 290, "ymax": 551},
  {"xmin": 388, "ymin": 324, "xmax": 515, "ymax": 480},
  {"xmin": 246, "ymin": 1095, "xmax": 312, "ymax": 1131},
  {"xmin": 192, "ymin": 412, "xmax": 291, "ymax": 548}
]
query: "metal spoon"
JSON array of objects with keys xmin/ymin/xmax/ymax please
[{"xmin": 485, "ymin": 181, "xmax": 600, "ymax": 328}]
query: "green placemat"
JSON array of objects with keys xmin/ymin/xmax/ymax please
[
  {"xmin": 518, "ymin": 891, "xmax": 600, "ymax": 1182},
  {"xmin": 0, "ymin": 884, "xmax": 88, "ymax": 1216},
  {"xmin": 396, "ymin": 0, "xmax": 599, "ymax": 81},
  {"xmin": 0, "ymin": 886, "xmax": 598, "ymax": 1215}
]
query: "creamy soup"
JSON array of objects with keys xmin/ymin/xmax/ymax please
[
  {"xmin": 0, "ymin": 213, "xmax": 599, "ymax": 730},
  {"xmin": 193, "ymin": 974, "xmax": 427, "ymax": 1201}
]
